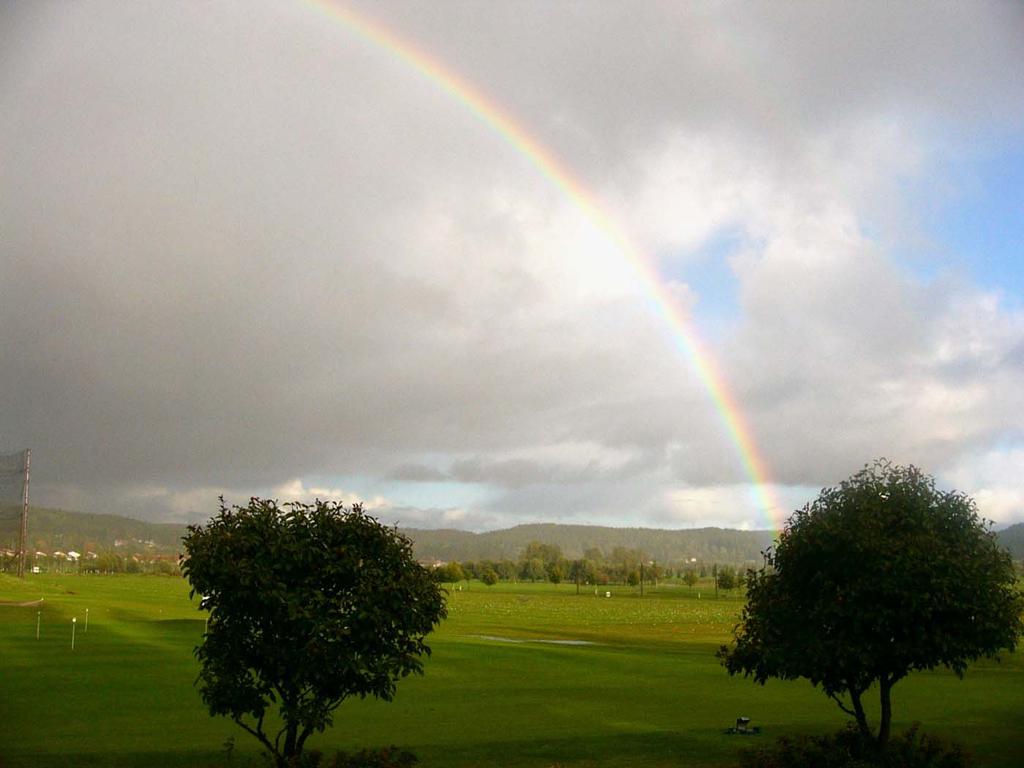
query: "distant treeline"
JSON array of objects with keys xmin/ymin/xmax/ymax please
[
  {"xmin": 0, "ymin": 506, "xmax": 184, "ymax": 559},
  {"xmin": 405, "ymin": 522, "xmax": 777, "ymax": 566},
  {"xmin": 2, "ymin": 507, "xmax": 1022, "ymax": 574},
  {"xmin": 998, "ymin": 522, "xmax": 1024, "ymax": 561},
  {"xmin": 0, "ymin": 549, "xmax": 180, "ymax": 576},
  {"xmin": 430, "ymin": 539, "xmax": 747, "ymax": 589}
]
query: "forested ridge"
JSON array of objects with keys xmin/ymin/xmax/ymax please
[
  {"xmin": 0, "ymin": 506, "xmax": 184, "ymax": 554},
  {"xmin": 405, "ymin": 523, "xmax": 777, "ymax": 565},
  {"xmin": 998, "ymin": 521, "xmax": 1024, "ymax": 559},
  {"xmin": 5, "ymin": 507, "xmax": 1022, "ymax": 566}
]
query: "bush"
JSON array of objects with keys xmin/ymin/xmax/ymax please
[
  {"xmin": 884, "ymin": 725, "xmax": 971, "ymax": 768},
  {"xmin": 300, "ymin": 747, "xmax": 417, "ymax": 768},
  {"xmin": 737, "ymin": 725, "xmax": 970, "ymax": 768},
  {"xmin": 737, "ymin": 727, "xmax": 871, "ymax": 768}
]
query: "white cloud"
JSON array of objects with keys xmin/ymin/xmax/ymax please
[
  {"xmin": 270, "ymin": 479, "xmax": 390, "ymax": 510},
  {"xmin": 3, "ymin": 1, "xmax": 1023, "ymax": 527},
  {"xmin": 660, "ymin": 484, "xmax": 816, "ymax": 530},
  {"xmin": 941, "ymin": 449, "xmax": 1024, "ymax": 525}
]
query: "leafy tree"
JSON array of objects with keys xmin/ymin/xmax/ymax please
[
  {"xmin": 154, "ymin": 558, "xmax": 179, "ymax": 576},
  {"xmin": 682, "ymin": 569, "xmax": 698, "ymax": 588},
  {"xmin": 546, "ymin": 561, "xmax": 565, "ymax": 584},
  {"xmin": 611, "ymin": 545, "xmax": 644, "ymax": 576},
  {"xmin": 569, "ymin": 558, "xmax": 598, "ymax": 585},
  {"xmin": 519, "ymin": 541, "xmax": 566, "ymax": 584},
  {"xmin": 182, "ymin": 498, "xmax": 447, "ymax": 768},
  {"xmin": 433, "ymin": 562, "xmax": 464, "ymax": 584},
  {"xmin": 647, "ymin": 562, "xmax": 664, "ymax": 585},
  {"xmin": 718, "ymin": 460, "xmax": 1023, "ymax": 746},
  {"xmin": 521, "ymin": 557, "xmax": 545, "ymax": 582},
  {"xmin": 494, "ymin": 559, "xmax": 517, "ymax": 581},
  {"xmin": 716, "ymin": 565, "xmax": 738, "ymax": 591},
  {"xmin": 522, "ymin": 541, "xmax": 563, "ymax": 567},
  {"xmin": 480, "ymin": 567, "xmax": 499, "ymax": 586}
]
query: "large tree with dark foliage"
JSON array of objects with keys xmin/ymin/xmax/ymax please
[
  {"xmin": 182, "ymin": 498, "xmax": 446, "ymax": 768},
  {"xmin": 718, "ymin": 460, "xmax": 1022, "ymax": 746}
]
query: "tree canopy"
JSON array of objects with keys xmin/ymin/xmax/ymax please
[
  {"xmin": 182, "ymin": 498, "xmax": 446, "ymax": 768},
  {"xmin": 718, "ymin": 459, "xmax": 1023, "ymax": 746}
]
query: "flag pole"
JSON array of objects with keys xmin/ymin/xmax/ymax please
[{"xmin": 18, "ymin": 449, "xmax": 30, "ymax": 579}]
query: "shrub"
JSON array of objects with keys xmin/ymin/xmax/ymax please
[
  {"xmin": 319, "ymin": 747, "xmax": 418, "ymax": 768},
  {"xmin": 883, "ymin": 725, "xmax": 971, "ymax": 768},
  {"xmin": 737, "ymin": 725, "xmax": 970, "ymax": 768}
]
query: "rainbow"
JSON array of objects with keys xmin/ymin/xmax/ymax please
[{"xmin": 308, "ymin": 1, "xmax": 785, "ymax": 529}]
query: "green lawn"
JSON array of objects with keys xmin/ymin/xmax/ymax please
[{"xmin": 1, "ymin": 575, "xmax": 1021, "ymax": 767}]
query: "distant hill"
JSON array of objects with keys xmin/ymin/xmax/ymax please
[
  {"xmin": 6, "ymin": 506, "xmax": 1023, "ymax": 565},
  {"xmin": 0, "ymin": 506, "xmax": 186, "ymax": 555},
  {"xmin": 409, "ymin": 521, "xmax": 1024, "ymax": 565},
  {"xmin": 6, "ymin": 509, "xmax": 776, "ymax": 564},
  {"xmin": 997, "ymin": 522, "xmax": 1024, "ymax": 560},
  {"xmin": 403, "ymin": 523, "xmax": 777, "ymax": 565}
]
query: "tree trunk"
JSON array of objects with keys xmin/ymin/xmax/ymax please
[
  {"xmin": 281, "ymin": 722, "xmax": 299, "ymax": 768},
  {"xmin": 877, "ymin": 676, "xmax": 893, "ymax": 747},
  {"xmin": 849, "ymin": 688, "xmax": 871, "ymax": 741}
]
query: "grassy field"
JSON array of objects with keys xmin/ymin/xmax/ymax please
[{"xmin": 0, "ymin": 574, "xmax": 1021, "ymax": 767}]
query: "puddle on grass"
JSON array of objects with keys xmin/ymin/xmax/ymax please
[{"xmin": 472, "ymin": 634, "xmax": 597, "ymax": 646}]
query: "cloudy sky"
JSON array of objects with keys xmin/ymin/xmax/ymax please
[{"xmin": 2, "ymin": 1, "xmax": 1023, "ymax": 531}]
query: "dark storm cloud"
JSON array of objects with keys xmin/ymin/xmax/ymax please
[{"xmin": 2, "ymin": 1, "xmax": 1023, "ymax": 523}]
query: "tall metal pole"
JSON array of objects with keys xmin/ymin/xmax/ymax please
[{"xmin": 17, "ymin": 449, "xmax": 30, "ymax": 579}]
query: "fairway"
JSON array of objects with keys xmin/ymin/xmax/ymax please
[{"xmin": 1, "ymin": 575, "xmax": 1021, "ymax": 767}]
